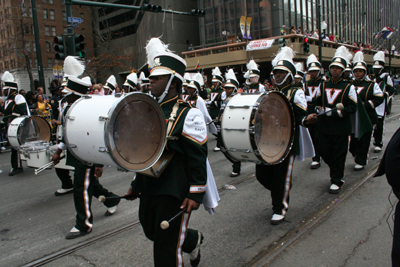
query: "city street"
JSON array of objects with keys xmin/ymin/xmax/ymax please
[{"xmin": 1, "ymin": 99, "xmax": 399, "ymax": 267}]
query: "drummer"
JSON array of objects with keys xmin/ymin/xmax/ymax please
[
  {"xmin": 181, "ymin": 73, "xmax": 191, "ymax": 101},
  {"xmin": 207, "ymin": 67, "xmax": 224, "ymax": 152},
  {"xmin": 1, "ymin": 71, "xmax": 29, "ymax": 176},
  {"xmin": 122, "ymin": 72, "xmax": 139, "ymax": 93},
  {"xmin": 103, "ymin": 75, "xmax": 117, "ymax": 95},
  {"xmin": 257, "ymin": 47, "xmax": 317, "ymax": 225},
  {"xmin": 51, "ymin": 57, "xmax": 121, "ymax": 239},
  {"xmin": 139, "ymin": 72, "xmax": 150, "ymax": 94},
  {"xmin": 246, "ymin": 60, "xmax": 265, "ymax": 93}
]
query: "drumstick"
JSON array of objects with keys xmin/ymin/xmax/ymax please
[
  {"xmin": 34, "ymin": 155, "xmax": 66, "ymax": 175},
  {"xmin": 160, "ymin": 208, "xmax": 187, "ymax": 230},
  {"xmin": 317, "ymin": 103, "xmax": 344, "ymax": 117},
  {"xmin": 98, "ymin": 195, "xmax": 131, "ymax": 203}
]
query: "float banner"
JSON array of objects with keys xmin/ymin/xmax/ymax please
[
  {"xmin": 246, "ymin": 17, "xmax": 252, "ymax": 40},
  {"xmin": 246, "ymin": 39, "xmax": 274, "ymax": 51},
  {"xmin": 240, "ymin": 16, "xmax": 247, "ymax": 39}
]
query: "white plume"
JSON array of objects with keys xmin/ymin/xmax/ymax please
[
  {"xmin": 353, "ymin": 51, "xmax": 364, "ymax": 64},
  {"xmin": 373, "ymin": 51, "xmax": 385, "ymax": 63},
  {"xmin": 272, "ymin": 47, "xmax": 295, "ymax": 67},
  {"xmin": 246, "ymin": 59, "xmax": 259, "ymax": 71},
  {"xmin": 63, "ymin": 56, "xmax": 85, "ymax": 77},
  {"xmin": 146, "ymin": 38, "xmax": 170, "ymax": 68},
  {"xmin": 243, "ymin": 70, "xmax": 250, "ymax": 79},
  {"xmin": 306, "ymin": 54, "xmax": 320, "ymax": 67},
  {"xmin": 295, "ymin": 63, "xmax": 304, "ymax": 72},
  {"xmin": 212, "ymin": 67, "xmax": 222, "ymax": 76},
  {"xmin": 126, "ymin": 73, "xmax": 138, "ymax": 84},
  {"xmin": 106, "ymin": 75, "xmax": 116, "ymax": 86},
  {"xmin": 192, "ymin": 73, "xmax": 204, "ymax": 87},
  {"xmin": 333, "ymin": 46, "xmax": 353, "ymax": 65},
  {"xmin": 225, "ymin": 69, "xmax": 238, "ymax": 83},
  {"xmin": 1, "ymin": 71, "xmax": 14, "ymax": 82},
  {"xmin": 183, "ymin": 72, "xmax": 192, "ymax": 80}
]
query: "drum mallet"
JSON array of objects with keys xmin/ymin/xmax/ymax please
[
  {"xmin": 317, "ymin": 103, "xmax": 344, "ymax": 117},
  {"xmin": 160, "ymin": 208, "xmax": 187, "ymax": 230},
  {"xmin": 34, "ymin": 155, "xmax": 65, "ymax": 175},
  {"xmin": 98, "ymin": 195, "xmax": 131, "ymax": 203}
]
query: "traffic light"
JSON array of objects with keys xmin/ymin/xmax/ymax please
[
  {"xmin": 142, "ymin": 4, "xmax": 162, "ymax": 12},
  {"xmin": 54, "ymin": 36, "xmax": 65, "ymax": 60},
  {"xmin": 303, "ymin": 36, "xmax": 310, "ymax": 54},
  {"xmin": 279, "ymin": 37, "xmax": 285, "ymax": 48},
  {"xmin": 190, "ymin": 9, "xmax": 206, "ymax": 16},
  {"xmin": 74, "ymin": 34, "xmax": 85, "ymax": 58}
]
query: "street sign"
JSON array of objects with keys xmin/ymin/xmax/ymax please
[
  {"xmin": 67, "ymin": 17, "xmax": 82, "ymax": 23},
  {"xmin": 71, "ymin": 22, "xmax": 79, "ymax": 29},
  {"xmin": 53, "ymin": 67, "xmax": 58, "ymax": 78},
  {"xmin": 58, "ymin": 66, "xmax": 63, "ymax": 79}
]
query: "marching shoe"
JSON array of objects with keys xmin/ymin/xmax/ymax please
[
  {"xmin": 230, "ymin": 172, "xmax": 240, "ymax": 177},
  {"xmin": 213, "ymin": 146, "xmax": 221, "ymax": 152},
  {"xmin": 374, "ymin": 146, "xmax": 382, "ymax": 153},
  {"xmin": 310, "ymin": 161, "xmax": 320, "ymax": 169},
  {"xmin": 66, "ymin": 227, "xmax": 91, "ymax": 239},
  {"xmin": 354, "ymin": 164, "xmax": 364, "ymax": 171},
  {"xmin": 55, "ymin": 188, "xmax": 73, "ymax": 196},
  {"xmin": 271, "ymin": 214, "xmax": 285, "ymax": 225},
  {"xmin": 105, "ymin": 205, "xmax": 118, "ymax": 216},
  {"xmin": 329, "ymin": 184, "xmax": 341, "ymax": 194},
  {"xmin": 9, "ymin": 168, "xmax": 23, "ymax": 176},
  {"xmin": 190, "ymin": 232, "xmax": 204, "ymax": 267}
]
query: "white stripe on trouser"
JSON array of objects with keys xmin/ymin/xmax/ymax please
[
  {"xmin": 176, "ymin": 212, "xmax": 189, "ymax": 267},
  {"xmin": 83, "ymin": 168, "xmax": 92, "ymax": 229},
  {"xmin": 281, "ymin": 155, "xmax": 295, "ymax": 216},
  {"xmin": 17, "ymin": 150, "xmax": 21, "ymax": 168}
]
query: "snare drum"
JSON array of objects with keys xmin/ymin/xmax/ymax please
[
  {"xmin": 7, "ymin": 116, "xmax": 52, "ymax": 148},
  {"xmin": 19, "ymin": 141, "xmax": 51, "ymax": 168},
  {"xmin": 64, "ymin": 93, "xmax": 166, "ymax": 171},
  {"xmin": 217, "ymin": 92, "xmax": 295, "ymax": 165}
]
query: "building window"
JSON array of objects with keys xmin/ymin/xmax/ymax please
[
  {"xmin": 81, "ymin": 28, "xmax": 85, "ymax": 35},
  {"xmin": 62, "ymin": 11, "xmax": 66, "ymax": 21},
  {"xmin": 35, "ymin": 59, "xmax": 38, "ymax": 68},
  {"xmin": 64, "ymin": 28, "xmax": 68, "ymax": 34},
  {"xmin": 48, "ymin": 58, "xmax": 53, "ymax": 68},
  {"xmin": 51, "ymin": 26, "xmax": 56, "ymax": 36},
  {"xmin": 48, "ymin": 0, "xmax": 53, "ymax": 3},
  {"xmin": 42, "ymin": 0, "xmax": 46, "ymax": 3},
  {"xmin": 46, "ymin": 42, "xmax": 51, "ymax": 52},
  {"xmin": 80, "ymin": 13, "xmax": 84, "ymax": 22},
  {"xmin": 45, "ymin": 26, "xmax": 49, "ymax": 36},
  {"xmin": 26, "ymin": 42, "xmax": 31, "ymax": 52},
  {"xmin": 29, "ymin": 8, "xmax": 32, "ymax": 17},
  {"xmin": 33, "ymin": 42, "xmax": 36, "ymax": 52},
  {"xmin": 49, "ymin": 10, "xmax": 54, "ymax": 20},
  {"xmin": 43, "ymin": 9, "xmax": 48, "ymax": 19}
]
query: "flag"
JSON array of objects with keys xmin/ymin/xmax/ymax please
[
  {"xmin": 195, "ymin": 59, "xmax": 200, "ymax": 70},
  {"xmin": 240, "ymin": 16, "xmax": 247, "ymax": 39},
  {"xmin": 354, "ymin": 94, "xmax": 373, "ymax": 139},
  {"xmin": 147, "ymin": 64, "xmax": 152, "ymax": 73},
  {"xmin": 375, "ymin": 26, "xmax": 394, "ymax": 40}
]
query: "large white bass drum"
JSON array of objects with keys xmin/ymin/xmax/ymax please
[
  {"xmin": 7, "ymin": 115, "xmax": 52, "ymax": 148},
  {"xmin": 217, "ymin": 92, "xmax": 295, "ymax": 165},
  {"xmin": 64, "ymin": 93, "xmax": 166, "ymax": 171}
]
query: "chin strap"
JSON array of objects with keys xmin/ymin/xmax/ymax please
[
  {"xmin": 157, "ymin": 75, "xmax": 174, "ymax": 104},
  {"xmin": 274, "ymin": 72, "xmax": 292, "ymax": 86}
]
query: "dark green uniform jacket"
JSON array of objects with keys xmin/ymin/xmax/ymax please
[
  {"xmin": 2, "ymin": 92, "xmax": 28, "ymax": 124},
  {"xmin": 131, "ymin": 96, "xmax": 208, "ymax": 204},
  {"xmin": 208, "ymin": 85, "xmax": 224, "ymax": 119},
  {"xmin": 187, "ymin": 94, "xmax": 198, "ymax": 106},
  {"xmin": 304, "ymin": 76, "xmax": 323, "ymax": 114},
  {"xmin": 352, "ymin": 79, "xmax": 384, "ymax": 125}
]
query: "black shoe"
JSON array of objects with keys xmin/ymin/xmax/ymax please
[
  {"xmin": 329, "ymin": 184, "xmax": 341, "ymax": 194},
  {"xmin": 9, "ymin": 168, "xmax": 23, "ymax": 176},
  {"xmin": 190, "ymin": 232, "xmax": 204, "ymax": 267},
  {"xmin": 65, "ymin": 227, "xmax": 92, "ymax": 239},
  {"xmin": 230, "ymin": 172, "xmax": 240, "ymax": 177},
  {"xmin": 55, "ymin": 188, "xmax": 74, "ymax": 196},
  {"xmin": 310, "ymin": 161, "xmax": 320, "ymax": 169}
]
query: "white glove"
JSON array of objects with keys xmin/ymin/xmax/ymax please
[
  {"xmin": 205, "ymin": 101, "xmax": 211, "ymax": 105},
  {"xmin": 325, "ymin": 107, "xmax": 332, "ymax": 116},
  {"xmin": 380, "ymin": 73, "xmax": 388, "ymax": 79},
  {"xmin": 316, "ymin": 107, "xmax": 324, "ymax": 114},
  {"xmin": 306, "ymin": 96, "xmax": 313, "ymax": 102}
]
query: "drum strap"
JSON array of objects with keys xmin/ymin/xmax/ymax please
[{"xmin": 166, "ymin": 103, "xmax": 180, "ymax": 144}]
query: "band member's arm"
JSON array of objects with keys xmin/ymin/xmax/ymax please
[
  {"xmin": 334, "ymin": 85, "xmax": 358, "ymax": 118},
  {"xmin": 11, "ymin": 95, "xmax": 28, "ymax": 120},
  {"xmin": 293, "ymin": 89, "xmax": 316, "ymax": 126},
  {"xmin": 365, "ymin": 83, "xmax": 384, "ymax": 110},
  {"xmin": 386, "ymin": 76, "xmax": 395, "ymax": 96}
]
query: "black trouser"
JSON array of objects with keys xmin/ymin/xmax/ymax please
[
  {"xmin": 256, "ymin": 155, "xmax": 295, "ymax": 215},
  {"xmin": 393, "ymin": 201, "xmax": 400, "ymax": 267},
  {"xmin": 11, "ymin": 148, "xmax": 22, "ymax": 169},
  {"xmin": 139, "ymin": 194, "xmax": 199, "ymax": 267},
  {"xmin": 56, "ymin": 168, "xmax": 73, "ymax": 189},
  {"xmin": 73, "ymin": 162, "xmax": 119, "ymax": 232},
  {"xmin": 373, "ymin": 115, "xmax": 385, "ymax": 148},
  {"xmin": 319, "ymin": 133, "xmax": 348, "ymax": 186},
  {"xmin": 309, "ymin": 119, "xmax": 321, "ymax": 162},
  {"xmin": 349, "ymin": 131, "xmax": 373, "ymax": 166},
  {"xmin": 232, "ymin": 161, "xmax": 241, "ymax": 173}
]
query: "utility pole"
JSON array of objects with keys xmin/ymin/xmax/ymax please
[
  {"xmin": 317, "ymin": 0, "xmax": 322, "ymax": 64},
  {"xmin": 31, "ymin": 0, "xmax": 45, "ymax": 91}
]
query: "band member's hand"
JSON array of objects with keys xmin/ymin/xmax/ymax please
[
  {"xmin": 180, "ymin": 198, "xmax": 200, "ymax": 213},
  {"xmin": 94, "ymin": 167, "xmax": 103, "ymax": 178},
  {"xmin": 125, "ymin": 186, "xmax": 140, "ymax": 200},
  {"xmin": 51, "ymin": 150, "xmax": 62, "ymax": 166},
  {"xmin": 315, "ymin": 106, "xmax": 324, "ymax": 115},
  {"xmin": 306, "ymin": 113, "xmax": 317, "ymax": 125},
  {"xmin": 52, "ymin": 120, "xmax": 61, "ymax": 125}
]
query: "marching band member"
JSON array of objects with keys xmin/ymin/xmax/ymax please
[
  {"xmin": 125, "ymin": 38, "xmax": 208, "ymax": 267},
  {"xmin": 316, "ymin": 46, "xmax": 357, "ymax": 194},
  {"xmin": 370, "ymin": 51, "xmax": 395, "ymax": 153},
  {"xmin": 139, "ymin": 72, "xmax": 150, "ymax": 94},
  {"xmin": 246, "ymin": 59, "xmax": 265, "ymax": 93},
  {"xmin": 305, "ymin": 54, "xmax": 324, "ymax": 169},
  {"xmin": 343, "ymin": 63, "xmax": 353, "ymax": 81},
  {"xmin": 181, "ymin": 72, "xmax": 191, "ymax": 101},
  {"xmin": 1, "ymin": 71, "xmax": 29, "ymax": 176},
  {"xmin": 256, "ymin": 47, "xmax": 317, "ymax": 225},
  {"xmin": 294, "ymin": 62, "xmax": 305, "ymax": 88},
  {"xmin": 103, "ymin": 75, "xmax": 117, "ymax": 95},
  {"xmin": 51, "ymin": 57, "xmax": 121, "ymax": 239},
  {"xmin": 208, "ymin": 67, "xmax": 224, "ymax": 152},
  {"xmin": 122, "ymin": 72, "xmax": 139, "ymax": 93},
  {"xmin": 349, "ymin": 51, "xmax": 384, "ymax": 171}
]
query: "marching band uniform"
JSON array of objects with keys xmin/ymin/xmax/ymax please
[
  {"xmin": 127, "ymin": 38, "xmax": 208, "ymax": 267},
  {"xmin": 208, "ymin": 67, "xmax": 224, "ymax": 151},
  {"xmin": 304, "ymin": 54, "xmax": 324, "ymax": 169},
  {"xmin": 181, "ymin": 73, "xmax": 191, "ymax": 102},
  {"xmin": 370, "ymin": 51, "xmax": 395, "ymax": 153},
  {"xmin": 123, "ymin": 72, "xmax": 138, "ymax": 93},
  {"xmin": 139, "ymin": 72, "xmax": 150, "ymax": 94},
  {"xmin": 246, "ymin": 60, "xmax": 265, "ymax": 93},
  {"xmin": 256, "ymin": 47, "xmax": 316, "ymax": 225},
  {"xmin": 349, "ymin": 51, "xmax": 384, "ymax": 170},
  {"xmin": 103, "ymin": 75, "xmax": 117, "ymax": 95},
  {"xmin": 316, "ymin": 46, "xmax": 357, "ymax": 194},
  {"xmin": 51, "ymin": 57, "xmax": 120, "ymax": 239},
  {"xmin": 1, "ymin": 71, "xmax": 29, "ymax": 176},
  {"xmin": 294, "ymin": 62, "xmax": 304, "ymax": 88},
  {"xmin": 343, "ymin": 63, "xmax": 353, "ymax": 81}
]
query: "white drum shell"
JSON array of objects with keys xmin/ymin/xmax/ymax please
[{"xmin": 7, "ymin": 116, "xmax": 26, "ymax": 147}]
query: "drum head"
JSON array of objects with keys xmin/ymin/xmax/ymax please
[
  {"xmin": 107, "ymin": 93, "xmax": 166, "ymax": 171},
  {"xmin": 253, "ymin": 92, "xmax": 295, "ymax": 164},
  {"xmin": 18, "ymin": 116, "xmax": 51, "ymax": 145}
]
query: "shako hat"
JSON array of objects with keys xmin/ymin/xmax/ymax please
[
  {"xmin": 244, "ymin": 70, "xmax": 251, "ymax": 85},
  {"xmin": 212, "ymin": 67, "xmax": 224, "ymax": 83},
  {"xmin": 330, "ymin": 46, "xmax": 352, "ymax": 70},
  {"xmin": 139, "ymin": 72, "xmax": 149, "ymax": 85},
  {"xmin": 306, "ymin": 54, "xmax": 322, "ymax": 71},
  {"xmin": 345, "ymin": 63, "xmax": 353, "ymax": 72},
  {"xmin": 63, "ymin": 56, "xmax": 87, "ymax": 95},
  {"xmin": 294, "ymin": 63, "xmax": 305, "ymax": 79},
  {"xmin": 123, "ymin": 73, "xmax": 138, "ymax": 89},
  {"xmin": 247, "ymin": 59, "xmax": 260, "ymax": 77},
  {"xmin": 188, "ymin": 73, "xmax": 204, "ymax": 92},
  {"xmin": 353, "ymin": 51, "xmax": 367, "ymax": 71},
  {"xmin": 103, "ymin": 75, "xmax": 117, "ymax": 91},
  {"xmin": 1, "ymin": 71, "xmax": 18, "ymax": 90},
  {"xmin": 224, "ymin": 69, "xmax": 239, "ymax": 89},
  {"xmin": 66, "ymin": 76, "xmax": 90, "ymax": 96},
  {"xmin": 183, "ymin": 72, "xmax": 191, "ymax": 86},
  {"xmin": 146, "ymin": 38, "xmax": 186, "ymax": 82},
  {"xmin": 272, "ymin": 47, "xmax": 297, "ymax": 78},
  {"xmin": 373, "ymin": 51, "xmax": 385, "ymax": 69}
]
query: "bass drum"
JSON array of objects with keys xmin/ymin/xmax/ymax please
[
  {"xmin": 7, "ymin": 116, "xmax": 52, "ymax": 148},
  {"xmin": 64, "ymin": 93, "xmax": 166, "ymax": 171},
  {"xmin": 217, "ymin": 92, "xmax": 295, "ymax": 165}
]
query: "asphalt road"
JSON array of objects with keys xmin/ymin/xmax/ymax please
[{"xmin": 1, "ymin": 98, "xmax": 399, "ymax": 267}]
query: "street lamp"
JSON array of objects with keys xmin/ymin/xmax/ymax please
[{"xmin": 390, "ymin": 44, "xmax": 396, "ymax": 74}]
